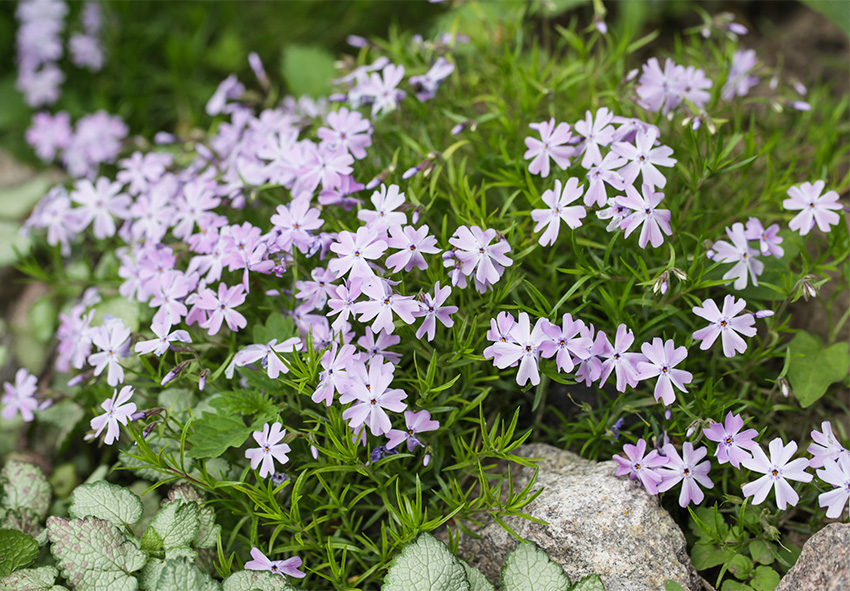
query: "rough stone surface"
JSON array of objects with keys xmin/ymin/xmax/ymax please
[
  {"xmin": 453, "ymin": 443, "xmax": 704, "ymax": 591},
  {"xmin": 776, "ymin": 523, "xmax": 850, "ymax": 591}
]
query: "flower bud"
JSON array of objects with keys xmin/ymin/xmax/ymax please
[
  {"xmin": 423, "ymin": 453, "xmax": 431, "ymax": 467},
  {"xmin": 198, "ymin": 368, "xmax": 209, "ymax": 391},
  {"xmin": 161, "ymin": 360, "xmax": 191, "ymax": 386},
  {"xmin": 754, "ymin": 310, "xmax": 775, "ymax": 319},
  {"xmin": 664, "ymin": 409, "xmax": 672, "ymax": 421},
  {"xmin": 778, "ymin": 377, "xmax": 791, "ymax": 398},
  {"xmin": 310, "ymin": 445, "xmax": 319, "ymax": 460}
]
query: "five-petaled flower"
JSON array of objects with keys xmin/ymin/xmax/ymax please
[
  {"xmin": 90, "ymin": 385, "xmax": 136, "ymax": 445},
  {"xmin": 703, "ymin": 411, "xmax": 759, "ymax": 468},
  {"xmin": 1, "ymin": 368, "xmax": 39, "ymax": 422},
  {"xmin": 692, "ymin": 295, "xmax": 757, "ymax": 358},
  {"xmin": 635, "ymin": 338, "xmax": 693, "ymax": 406},
  {"xmin": 523, "ymin": 118, "xmax": 574, "ymax": 178},
  {"xmin": 657, "ymin": 442, "xmax": 714, "ymax": 507},
  {"xmin": 245, "ymin": 547, "xmax": 306, "ymax": 579},
  {"xmin": 741, "ymin": 437, "xmax": 812, "ymax": 510},
  {"xmin": 783, "ymin": 180, "xmax": 843, "ymax": 236},
  {"xmin": 613, "ymin": 438, "xmax": 668, "ymax": 494},
  {"xmin": 245, "ymin": 422, "xmax": 292, "ymax": 478},
  {"xmin": 531, "ymin": 178, "xmax": 587, "ymax": 247}
]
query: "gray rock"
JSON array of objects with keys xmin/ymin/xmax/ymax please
[
  {"xmin": 453, "ymin": 443, "xmax": 704, "ymax": 591},
  {"xmin": 776, "ymin": 523, "xmax": 849, "ymax": 591}
]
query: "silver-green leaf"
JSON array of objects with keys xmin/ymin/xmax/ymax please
[
  {"xmin": 500, "ymin": 542, "xmax": 571, "ymax": 591},
  {"xmin": 69, "ymin": 481, "xmax": 144, "ymax": 528},
  {"xmin": 153, "ymin": 558, "xmax": 221, "ymax": 591},
  {"xmin": 221, "ymin": 570, "xmax": 296, "ymax": 591},
  {"xmin": 144, "ymin": 502, "xmax": 200, "ymax": 552},
  {"xmin": 0, "ymin": 565, "xmax": 68, "ymax": 590},
  {"xmin": 382, "ymin": 533, "xmax": 470, "ymax": 591}
]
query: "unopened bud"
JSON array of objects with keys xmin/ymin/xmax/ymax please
[
  {"xmin": 671, "ymin": 267, "xmax": 688, "ymax": 281},
  {"xmin": 199, "ymin": 368, "xmax": 209, "ymax": 391},
  {"xmin": 141, "ymin": 422, "xmax": 157, "ymax": 439},
  {"xmin": 778, "ymin": 377, "xmax": 791, "ymax": 398},
  {"xmin": 664, "ymin": 409, "xmax": 672, "ymax": 420},
  {"xmin": 310, "ymin": 445, "xmax": 319, "ymax": 460},
  {"xmin": 727, "ymin": 23, "xmax": 748, "ymax": 36},
  {"xmin": 754, "ymin": 310, "xmax": 775, "ymax": 319},
  {"xmin": 423, "ymin": 453, "xmax": 431, "ymax": 467},
  {"xmin": 402, "ymin": 166, "xmax": 420, "ymax": 180},
  {"xmin": 161, "ymin": 360, "xmax": 191, "ymax": 386}
]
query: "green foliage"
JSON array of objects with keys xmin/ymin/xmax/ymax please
[
  {"xmin": 0, "ymin": 565, "xmax": 67, "ymax": 591},
  {"xmin": 69, "ymin": 481, "xmax": 145, "ymax": 528},
  {"xmin": 0, "ymin": 529, "xmax": 39, "ymax": 577},
  {"xmin": 500, "ymin": 542, "xmax": 571, "ymax": 591},
  {"xmin": 281, "ymin": 45, "xmax": 337, "ymax": 98},
  {"xmin": 786, "ymin": 332, "xmax": 850, "ymax": 407}
]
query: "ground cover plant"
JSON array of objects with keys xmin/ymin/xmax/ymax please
[{"xmin": 2, "ymin": 1, "xmax": 849, "ymax": 590}]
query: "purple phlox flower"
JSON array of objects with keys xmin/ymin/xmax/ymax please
[
  {"xmin": 354, "ymin": 278, "xmax": 419, "ymax": 335},
  {"xmin": 245, "ymin": 547, "xmax": 306, "ymax": 579},
  {"xmin": 366, "ymin": 63, "xmax": 407, "ymax": 116},
  {"xmin": 657, "ymin": 443, "xmax": 714, "ymax": 507},
  {"xmin": 808, "ymin": 421, "xmax": 848, "ymax": 469},
  {"xmin": 523, "ymin": 118, "xmax": 574, "ymax": 178},
  {"xmin": 62, "ymin": 110, "xmax": 128, "ymax": 179},
  {"xmin": 409, "ymin": 57, "xmax": 455, "ymax": 101},
  {"xmin": 816, "ymin": 454, "xmax": 850, "ymax": 518},
  {"xmin": 386, "ymin": 409, "xmax": 440, "ymax": 451},
  {"xmin": 610, "ymin": 417, "xmax": 625, "ymax": 441},
  {"xmin": 270, "ymin": 197, "xmax": 324, "ymax": 254},
  {"xmin": 149, "ymin": 270, "xmax": 196, "ymax": 327},
  {"xmin": 413, "ymin": 281, "xmax": 457, "ymax": 341},
  {"xmin": 329, "ymin": 226, "xmax": 388, "ymax": 280},
  {"xmin": 173, "ymin": 179, "xmax": 221, "ymax": 240},
  {"xmin": 722, "ymin": 49, "xmax": 759, "ymax": 101},
  {"xmin": 312, "ymin": 342, "xmax": 358, "ymax": 406},
  {"xmin": 679, "ymin": 66, "xmax": 713, "ymax": 110},
  {"xmin": 207, "ymin": 74, "xmax": 245, "ymax": 116},
  {"xmin": 318, "ymin": 174, "xmax": 364, "ymax": 209},
  {"xmin": 327, "ymin": 279, "xmax": 363, "ymax": 332},
  {"xmin": 318, "ymin": 106, "xmax": 372, "ymax": 159},
  {"xmin": 16, "ymin": 63, "xmax": 64, "ymax": 108},
  {"xmin": 538, "ymin": 313, "xmax": 592, "ymax": 373},
  {"xmin": 358, "ymin": 184, "xmax": 407, "ymax": 232},
  {"xmin": 616, "ymin": 183, "xmax": 673, "ymax": 249},
  {"xmin": 1, "ymin": 368, "xmax": 39, "ymax": 422},
  {"xmin": 293, "ymin": 142, "xmax": 354, "ymax": 196},
  {"xmin": 70, "ymin": 177, "xmax": 131, "ymax": 239},
  {"xmin": 598, "ymin": 324, "xmax": 645, "ymax": 392},
  {"xmin": 635, "ymin": 338, "xmax": 692, "ymax": 406},
  {"xmin": 90, "ymin": 386, "xmax": 136, "ymax": 445},
  {"xmin": 636, "ymin": 57, "xmax": 685, "ymax": 114},
  {"xmin": 488, "ymin": 312, "xmax": 548, "ymax": 386},
  {"xmin": 783, "ymin": 180, "xmax": 843, "ymax": 236},
  {"xmin": 482, "ymin": 311, "xmax": 517, "ymax": 362},
  {"xmin": 574, "ymin": 107, "xmax": 616, "ymax": 169},
  {"xmin": 26, "ymin": 111, "xmax": 72, "ymax": 161},
  {"xmin": 128, "ymin": 181, "xmax": 177, "ymax": 244},
  {"xmin": 744, "ymin": 217, "xmax": 784, "ymax": 258},
  {"xmin": 692, "ymin": 295, "xmax": 757, "ymax": 358},
  {"xmin": 358, "ymin": 327, "xmax": 402, "ymax": 365},
  {"xmin": 710, "ymin": 222, "xmax": 764, "ymax": 290},
  {"xmin": 585, "ymin": 152, "xmax": 626, "ymax": 207},
  {"xmin": 245, "ymin": 422, "xmax": 291, "ymax": 478},
  {"xmin": 24, "ymin": 186, "xmax": 81, "ymax": 256},
  {"xmin": 531, "ymin": 178, "xmax": 587, "ymax": 247},
  {"xmin": 229, "ymin": 337, "xmax": 302, "ymax": 380},
  {"xmin": 221, "ymin": 222, "xmax": 276, "ymax": 289},
  {"xmin": 613, "ymin": 438, "xmax": 668, "ymax": 494},
  {"xmin": 369, "ymin": 445, "xmax": 398, "ymax": 463},
  {"xmin": 117, "ymin": 151, "xmax": 172, "ymax": 196},
  {"xmin": 195, "ymin": 282, "xmax": 248, "ymax": 336},
  {"xmin": 385, "ymin": 224, "xmax": 440, "ymax": 272},
  {"xmin": 134, "ymin": 318, "xmax": 191, "ymax": 357},
  {"xmin": 611, "ymin": 128, "xmax": 676, "ymax": 189},
  {"xmin": 449, "ymin": 225, "xmax": 513, "ymax": 290},
  {"xmin": 574, "ymin": 324, "xmax": 607, "ymax": 386},
  {"xmin": 341, "ymin": 358, "xmax": 408, "ymax": 436},
  {"xmin": 295, "ymin": 267, "xmax": 338, "ymax": 311},
  {"xmin": 88, "ymin": 317, "xmax": 131, "ymax": 386},
  {"xmin": 248, "ymin": 51, "xmax": 270, "ymax": 88},
  {"xmin": 596, "ymin": 197, "xmax": 630, "ymax": 232},
  {"xmin": 742, "ymin": 437, "xmax": 813, "ymax": 510},
  {"xmin": 610, "ymin": 116, "xmax": 660, "ymax": 145},
  {"xmin": 703, "ymin": 411, "xmax": 759, "ymax": 469},
  {"xmin": 55, "ymin": 305, "xmax": 95, "ymax": 372}
]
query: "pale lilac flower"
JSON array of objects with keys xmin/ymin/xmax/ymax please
[
  {"xmin": 88, "ymin": 318, "xmax": 131, "ymax": 386},
  {"xmin": 329, "ymin": 226, "xmax": 388, "ymax": 280},
  {"xmin": 26, "ymin": 111, "xmax": 72, "ymax": 161},
  {"xmin": 206, "ymin": 74, "xmax": 245, "ymax": 116},
  {"xmin": 744, "ymin": 217, "xmax": 784, "ymax": 258},
  {"xmin": 721, "ymin": 49, "xmax": 759, "ymax": 101},
  {"xmin": 295, "ymin": 267, "xmax": 338, "ymax": 311},
  {"xmin": 816, "ymin": 454, "xmax": 850, "ymax": 518},
  {"xmin": 230, "ymin": 337, "xmax": 301, "ymax": 380},
  {"xmin": 409, "ymin": 57, "xmax": 454, "ymax": 101},
  {"xmin": 574, "ymin": 107, "xmax": 615, "ymax": 168},
  {"xmin": 358, "ymin": 184, "xmax": 407, "ymax": 232},
  {"xmin": 354, "ymin": 278, "xmax": 419, "ymax": 335},
  {"xmin": 70, "ymin": 177, "xmax": 131, "ymax": 239},
  {"xmin": 657, "ymin": 443, "xmax": 714, "ymax": 507},
  {"xmin": 449, "ymin": 225, "xmax": 513, "ymax": 290},
  {"xmin": 173, "ymin": 180, "xmax": 221, "ymax": 240},
  {"xmin": 149, "ymin": 270, "xmax": 195, "ymax": 327},
  {"xmin": 679, "ymin": 66, "xmax": 713, "ymax": 109},
  {"xmin": 342, "ymin": 358, "xmax": 407, "ymax": 436},
  {"xmin": 616, "ymin": 183, "xmax": 672, "ymax": 249},
  {"xmin": 1, "ymin": 368, "xmax": 38, "ymax": 422},
  {"xmin": 245, "ymin": 548, "xmax": 305, "ymax": 579},
  {"xmin": 482, "ymin": 311, "xmax": 517, "ymax": 362},
  {"xmin": 636, "ymin": 57, "xmax": 685, "ymax": 114},
  {"xmin": 610, "ymin": 116, "xmax": 660, "ymax": 144},
  {"xmin": 117, "ymin": 151, "xmax": 172, "ymax": 196},
  {"xmin": 742, "ymin": 438, "xmax": 813, "ymax": 510},
  {"xmin": 293, "ymin": 143, "xmax": 354, "ymax": 196},
  {"xmin": 385, "ymin": 225, "xmax": 440, "ymax": 272},
  {"xmin": 808, "ymin": 421, "xmax": 848, "ymax": 469},
  {"xmin": 327, "ymin": 279, "xmax": 363, "ymax": 332},
  {"xmin": 538, "ymin": 314, "xmax": 591, "ymax": 373},
  {"xmin": 574, "ymin": 324, "xmax": 607, "ymax": 386},
  {"xmin": 613, "ymin": 438, "xmax": 668, "ymax": 494},
  {"xmin": 90, "ymin": 386, "xmax": 136, "ymax": 445},
  {"xmin": 195, "ymin": 283, "xmax": 248, "ymax": 336},
  {"xmin": 636, "ymin": 338, "xmax": 692, "ymax": 406},
  {"xmin": 367, "ymin": 64, "xmax": 407, "ymax": 116},
  {"xmin": 357, "ymin": 327, "xmax": 401, "ymax": 364},
  {"xmin": 523, "ymin": 118, "xmax": 574, "ymax": 178},
  {"xmin": 585, "ymin": 152, "xmax": 626, "ymax": 207},
  {"xmin": 612, "ymin": 128, "xmax": 676, "ymax": 189},
  {"xmin": 783, "ymin": 180, "xmax": 843, "ymax": 236},
  {"xmin": 17, "ymin": 64, "xmax": 64, "ymax": 108},
  {"xmin": 692, "ymin": 295, "xmax": 757, "ymax": 357},
  {"xmin": 710, "ymin": 222, "xmax": 764, "ymax": 290},
  {"xmin": 703, "ymin": 411, "xmax": 759, "ymax": 468},
  {"xmin": 598, "ymin": 325, "xmax": 645, "ymax": 392},
  {"xmin": 270, "ymin": 198, "xmax": 324, "ymax": 254},
  {"xmin": 134, "ymin": 318, "xmax": 191, "ymax": 357},
  {"xmin": 69, "ymin": 32, "xmax": 103, "ymax": 70},
  {"xmin": 596, "ymin": 197, "xmax": 630, "ymax": 232},
  {"xmin": 386, "ymin": 410, "xmax": 440, "ymax": 451},
  {"xmin": 318, "ymin": 107, "xmax": 372, "ymax": 159},
  {"xmin": 312, "ymin": 343, "xmax": 357, "ymax": 406},
  {"xmin": 487, "ymin": 312, "xmax": 548, "ymax": 386},
  {"xmin": 245, "ymin": 422, "xmax": 291, "ymax": 478},
  {"xmin": 531, "ymin": 178, "xmax": 587, "ymax": 247},
  {"xmin": 413, "ymin": 282, "xmax": 457, "ymax": 341}
]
